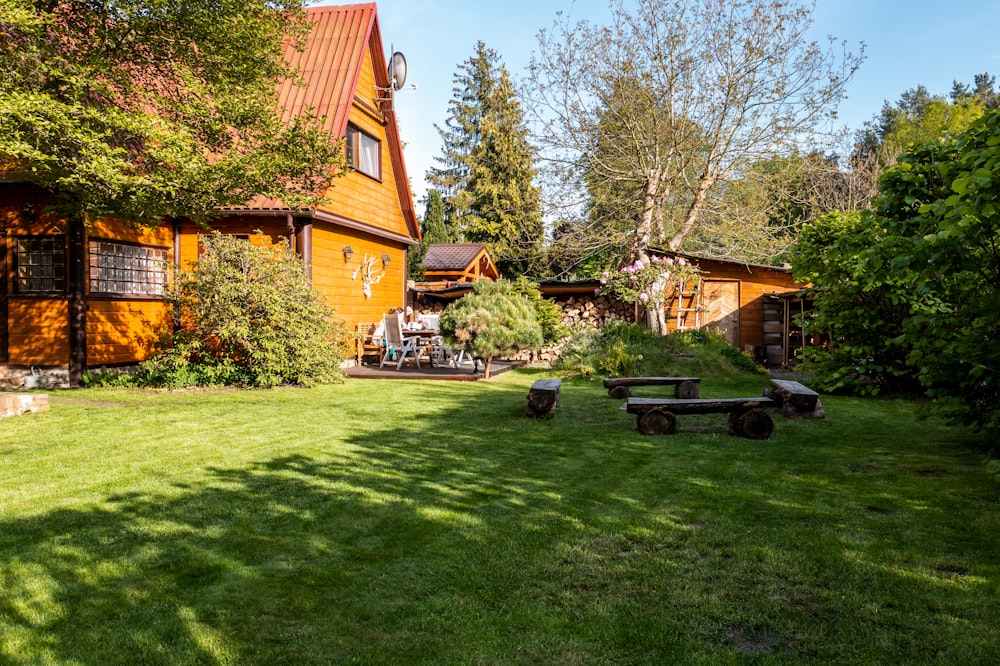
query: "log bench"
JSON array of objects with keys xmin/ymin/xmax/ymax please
[
  {"xmin": 526, "ymin": 378, "xmax": 561, "ymax": 418},
  {"xmin": 603, "ymin": 376, "xmax": 701, "ymax": 399},
  {"xmin": 765, "ymin": 379, "xmax": 824, "ymax": 419},
  {"xmin": 626, "ymin": 396, "xmax": 776, "ymax": 439}
]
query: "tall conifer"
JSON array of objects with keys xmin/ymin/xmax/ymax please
[{"xmin": 428, "ymin": 42, "xmax": 543, "ymax": 276}]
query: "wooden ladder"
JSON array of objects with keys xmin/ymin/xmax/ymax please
[{"xmin": 673, "ymin": 278, "xmax": 701, "ymax": 331}]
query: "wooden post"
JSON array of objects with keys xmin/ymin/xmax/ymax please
[{"xmin": 67, "ymin": 215, "xmax": 87, "ymax": 386}]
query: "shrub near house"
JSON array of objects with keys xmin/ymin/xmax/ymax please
[{"xmin": 142, "ymin": 233, "xmax": 347, "ymax": 388}]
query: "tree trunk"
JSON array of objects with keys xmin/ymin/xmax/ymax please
[
  {"xmin": 667, "ymin": 172, "xmax": 714, "ymax": 251},
  {"xmin": 646, "ymin": 271, "xmax": 669, "ymax": 335},
  {"xmin": 632, "ymin": 168, "xmax": 661, "ymax": 260}
]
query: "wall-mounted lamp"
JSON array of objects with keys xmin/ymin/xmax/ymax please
[
  {"xmin": 342, "ymin": 245, "xmax": 354, "ymax": 260},
  {"xmin": 381, "ymin": 253, "xmax": 391, "ymax": 267},
  {"xmin": 22, "ymin": 202, "xmax": 35, "ymax": 221}
]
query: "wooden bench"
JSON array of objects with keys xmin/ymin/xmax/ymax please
[
  {"xmin": 526, "ymin": 378, "xmax": 561, "ymax": 418},
  {"xmin": 765, "ymin": 379, "xmax": 824, "ymax": 419},
  {"xmin": 626, "ymin": 396, "xmax": 776, "ymax": 439},
  {"xmin": 603, "ymin": 376, "xmax": 701, "ymax": 399}
]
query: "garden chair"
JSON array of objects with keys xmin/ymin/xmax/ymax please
[{"xmin": 379, "ymin": 312, "xmax": 422, "ymax": 370}]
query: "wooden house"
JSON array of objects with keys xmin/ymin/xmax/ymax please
[{"xmin": 0, "ymin": 3, "xmax": 419, "ymax": 385}]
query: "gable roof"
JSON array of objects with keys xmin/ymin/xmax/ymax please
[
  {"xmin": 244, "ymin": 3, "xmax": 419, "ymax": 239},
  {"xmin": 423, "ymin": 243, "xmax": 500, "ymax": 281},
  {"xmin": 424, "ymin": 243, "xmax": 490, "ymax": 271}
]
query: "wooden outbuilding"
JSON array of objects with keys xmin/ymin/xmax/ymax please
[
  {"xmin": 0, "ymin": 3, "xmax": 419, "ymax": 386},
  {"xmin": 422, "ymin": 243, "xmax": 499, "ymax": 282},
  {"xmin": 659, "ymin": 252, "xmax": 810, "ymax": 366}
]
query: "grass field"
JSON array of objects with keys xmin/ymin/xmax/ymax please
[{"xmin": 1, "ymin": 369, "xmax": 997, "ymax": 664}]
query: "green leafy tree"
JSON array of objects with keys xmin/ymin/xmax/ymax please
[
  {"xmin": 855, "ymin": 76, "xmax": 995, "ymax": 167},
  {"xmin": 792, "ymin": 110, "xmax": 1000, "ymax": 434},
  {"xmin": 408, "ymin": 189, "xmax": 451, "ymax": 280},
  {"xmin": 791, "ymin": 210, "xmax": 924, "ymax": 394},
  {"xmin": 0, "ymin": 0, "xmax": 345, "ymax": 383},
  {"xmin": 146, "ymin": 233, "xmax": 347, "ymax": 388},
  {"xmin": 428, "ymin": 41, "xmax": 543, "ymax": 276},
  {"xmin": 439, "ymin": 280, "xmax": 543, "ymax": 378}
]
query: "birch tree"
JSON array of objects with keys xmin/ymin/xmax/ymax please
[{"xmin": 524, "ymin": 0, "xmax": 863, "ymax": 265}]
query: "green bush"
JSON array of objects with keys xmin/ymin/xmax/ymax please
[
  {"xmin": 510, "ymin": 276, "xmax": 568, "ymax": 344},
  {"xmin": 143, "ymin": 232, "xmax": 348, "ymax": 388},
  {"xmin": 556, "ymin": 325, "xmax": 765, "ymax": 379},
  {"xmin": 440, "ymin": 280, "xmax": 543, "ymax": 378},
  {"xmin": 80, "ymin": 367, "xmax": 138, "ymax": 388}
]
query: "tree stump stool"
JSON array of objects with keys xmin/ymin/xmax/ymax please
[{"xmin": 526, "ymin": 378, "xmax": 561, "ymax": 418}]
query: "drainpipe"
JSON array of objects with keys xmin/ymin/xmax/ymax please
[{"xmin": 292, "ymin": 214, "xmax": 313, "ymax": 280}]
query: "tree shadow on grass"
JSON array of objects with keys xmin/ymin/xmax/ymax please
[{"xmin": 1, "ymin": 379, "xmax": 997, "ymax": 663}]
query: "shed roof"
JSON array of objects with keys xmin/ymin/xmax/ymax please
[{"xmin": 423, "ymin": 243, "xmax": 490, "ymax": 271}]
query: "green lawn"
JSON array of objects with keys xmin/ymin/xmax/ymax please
[{"xmin": 1, "ymin": 370, "xmax": 997, "ymax": 664}]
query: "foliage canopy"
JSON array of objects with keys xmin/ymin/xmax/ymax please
[
  {"xmin": 0, "ymin": 0, "xmax": 344, "ymax": 225},
  {"xmin": 793, "ymin": 110, "xmax": 1000, "ymax": 434},
  {"xmin": 428, "ymin": 41, "xmax": 543, "ymax": 276},
  {"xmin": 439, "ymin": 279, "xmax": 543, "ymax": 378}
]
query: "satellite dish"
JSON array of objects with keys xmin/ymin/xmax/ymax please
[{"xmin": 388, "ymin": 51, "xmax": 407, "ymax": 90}]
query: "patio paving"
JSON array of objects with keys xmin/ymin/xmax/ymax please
[{"xmin": 345, "ymin": 359, "xmax": 520, "ymax": 381}]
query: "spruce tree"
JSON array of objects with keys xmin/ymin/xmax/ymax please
[{"xmin": 427, "ymin": 42, "xmax": 543, "ymax": 276}]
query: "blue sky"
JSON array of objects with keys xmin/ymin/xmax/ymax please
[{"xmin": 314, "ymin": 0, "xmax": 1000, "ymax": 205}]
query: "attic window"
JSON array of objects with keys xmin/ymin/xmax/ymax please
[{"xmin": 346, "ymin": 125, "xmax": 381, "ymax": 180}]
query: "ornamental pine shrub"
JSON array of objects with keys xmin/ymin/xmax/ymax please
[
  {"xmin": 439, "ymin": 280, "xmax": 543, "ymax": 378},
  {"xmin": 143, "ymin": 232, "xmax": 348, "ymax": 388}
]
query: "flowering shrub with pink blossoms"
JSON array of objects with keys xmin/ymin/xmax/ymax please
[{"xmin": 596, "ymin": 255, "xmax": 700, "ymax": 309}]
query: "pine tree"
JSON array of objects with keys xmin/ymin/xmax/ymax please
[{"xmin": 427, "ymin": 42, "xmax": 543, "ymax": 276}]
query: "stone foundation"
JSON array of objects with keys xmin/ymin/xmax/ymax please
[{"xmin": 0, "ymin": 366, "xmax": 71, "ymax": 390}]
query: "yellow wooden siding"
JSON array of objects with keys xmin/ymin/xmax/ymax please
[
  {"xmin": 88, "ymin": 218, "xmax": 172, "ymax": 246},
  {"xmin": 87, "ymin": 300, "xmax": 169, "ymax": 365},
  {"xmin": 176, "ymin": 218, "xmax": 291, "ymax": 269},
  {"xmin": 8, "ymin": 298, "xmax": 69, "ymax": 365},
  {"xmin": 318, "ymin": 47, "xmax": 410, "ymax": 240},
  {"xmin": 311, "ymin": 223, "xmax": 405, "ymax": 328}
]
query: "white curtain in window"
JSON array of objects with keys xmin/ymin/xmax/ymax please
[{"xmin": 358, "ymin": 134, "xmax": 378, "ymax": 177}]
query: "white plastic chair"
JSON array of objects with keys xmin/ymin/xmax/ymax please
[{"xmin": 379, "ymin": 313, "xmax": 422, "ymax": 370}]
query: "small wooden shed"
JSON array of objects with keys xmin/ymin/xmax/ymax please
[
  {"xmin": 659, "ymin": 252, "xmax": 808, "ymax": 366},
  {"xmin": 423, "ymin": 243, "xmax": 499, "ymax": 282}
]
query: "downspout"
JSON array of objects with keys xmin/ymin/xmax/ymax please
[
  {"xmin": 291, "ymin": 214, "xmax": 313, "ymax": 280},
  {"xmin": 172, "ymin": 217, "xmax": 181, "ymax": 271}
]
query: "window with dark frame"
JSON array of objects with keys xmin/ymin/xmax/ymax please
[
  {"xmin": 88, "ymin": 240, "xmax": 168, "ymax": 296},
  {"xmin": 14, "ymin": 236, "xmax": 66, "ymax": 294},
  {"xmin": 346, "ymin": 125, "xmax": 381, "ymax": 179}
]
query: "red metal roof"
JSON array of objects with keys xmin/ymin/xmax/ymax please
[
  {"xmin": 239, "ymin": 4, "xmax": 418, "ymax": 240},
  {"xmin": 277, "ymin": 4, "xmax": 374, "ymax": 136}
]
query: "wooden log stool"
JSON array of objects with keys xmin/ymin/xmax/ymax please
[
  {"xmin": 765, "ymin": 379, "xmax": 825, "ymax": 419},
  {"xmin": 526, "ymin": 378, "xmax": 562, "ymax": 418},
  {"xmin": 603, "ymin": 376, "xmax": 701, "ymax": 400}
]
